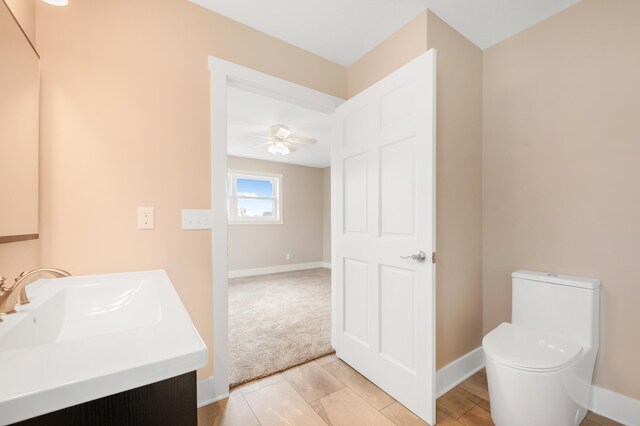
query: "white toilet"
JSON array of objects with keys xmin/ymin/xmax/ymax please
[{"xmin": 482, "ymin": 270, "xmax": 600, "ymax": 426}]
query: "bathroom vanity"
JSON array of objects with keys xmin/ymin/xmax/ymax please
[
  {"xmin": 12, "ymin": 373, "xmax": 196, "ymax": 426},
  {"xmin": 0, "ymin": 270, "xmax": 207, "ymax": 425}
]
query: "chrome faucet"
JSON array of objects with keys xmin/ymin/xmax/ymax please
[{"xmin": 0, "ymin": 268, "xmax": 71, "ymax": 316}]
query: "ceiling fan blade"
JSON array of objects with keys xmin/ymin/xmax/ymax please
[
  {"xmin": 245, "ymin": 134, "xmax": 273, "ymax": 140},
  {"xmin": 276, "ymin": 127, "xmax": 292, "ymax": 139},
  {"xmin": 289, "ymin": 137, "xmax": 317, "ymax": 145},
  {"xmin": 253, "ymin": 142, "xmax": 273, "ymax": 148}
]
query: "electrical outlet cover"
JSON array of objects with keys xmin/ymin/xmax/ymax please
[{"xmin": 138, "ymin": 207, "xmax": 155, "ymax": 229}]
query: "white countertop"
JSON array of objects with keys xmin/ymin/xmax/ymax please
[{"xmin": 0, "ymin": 270, "xmax": 207, "ymax": 425}]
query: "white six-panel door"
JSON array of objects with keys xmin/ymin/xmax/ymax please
[{"xmin": 332, "ymin": 50, "xmax": 436, "ymax": 424}]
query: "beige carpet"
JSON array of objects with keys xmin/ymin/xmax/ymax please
[{"xmin": 229, "ymin": 268, "xmax": 334, "ymax": 387}]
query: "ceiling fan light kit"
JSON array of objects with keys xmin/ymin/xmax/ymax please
[
  {"xmin": 250, "ymin": 124, "xmax": 317, "ymax": 156},
  {"xmin": 267, "ymin": 142, "xmax": 292, "ymax": 155}
]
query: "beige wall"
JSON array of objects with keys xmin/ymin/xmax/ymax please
[
  {"xmin": 227, "ymin": 157, "xmax": 325, "ymax": 271},
  {"xmin": 346, "ymin": 10, "xmax": 484, "ymax": 370},
  {"xmin": 322, "ymin": 167, "xmax": 331, "ymax": 264},
  {"xmin": 0, "ymin": 240, "xmax": 40, "ymax": 283},
  {"xmin": 4, "ymin": 0, "xmax": 36, "ymax": 46},
  {"xmin": 347, "ymin": 12, "xmax": 427, "ymax": 99},
  {"xmin": 34, "ymin": 0, "xmax": 345, "ymax": 379},
  {"xmin": 483, "ymin": 0, "xmax": 640, "ymax": 399},
  {"xmin": 426, "ymin": 13, "xmax": 484, "ymax": 370}
]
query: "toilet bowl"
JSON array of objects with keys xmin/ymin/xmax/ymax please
[{"xmin": 482, "ymin": 270, "xmax": 599, "ymax": 426}]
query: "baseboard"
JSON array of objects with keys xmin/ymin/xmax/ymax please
[
  {"xmin": 436, "ymin": 347, "xmax": 485, "ymax": 398},
  {"xmin": 590, "ymin": 385, "xmax": 640, "ymax": 426},
  {"xmin": 197, "ymin": 376, "xmax": 228, "ymax": 407},
  {"xmin": 322, "ymin": 262, "xmax": 332, "ymax": 269},
  {"xmin": 228, "ymin": 262, "xmax": 327, "ymax": 278}
]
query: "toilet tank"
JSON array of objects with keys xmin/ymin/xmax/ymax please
[{"xmin": 511, "ymin": 270, "xmax": 600, "ymax": 349}]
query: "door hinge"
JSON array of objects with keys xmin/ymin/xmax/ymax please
[{"xmin": 432, "ymin": 252, "xmax": 436, "ymax": 264}]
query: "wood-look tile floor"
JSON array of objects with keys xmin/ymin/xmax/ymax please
[{"xmin": 198, "ymin": 355, "xmax": 622, "ymax": 426}]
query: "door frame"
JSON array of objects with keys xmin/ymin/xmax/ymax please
[{"xmin": 208, "ymin": 56, "xmax": 344, "ymax": 401}]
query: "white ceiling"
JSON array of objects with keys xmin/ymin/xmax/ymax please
[
  {"xmin": 426, "ymin": 0, "xmax": 581, "ymax": 50},
  {"xmin": 188, "ymin": 0, "xmax": 581, "ymax": 66},
  {"xmin": 227, "ymin": 86, "xmax": 331, "ymax": 168}
]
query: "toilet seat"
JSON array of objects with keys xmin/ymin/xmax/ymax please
[{"xmin": 483, "ymin": 323, "xmax": 583, "ymax": 372}]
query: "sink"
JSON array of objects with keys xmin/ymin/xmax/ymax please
[
  {"xmin": 0, "ymin": 270, "xmax": 207, "ymax": 425},
  {"xmin": 1, "ymin": 279, "xmax": 162, "ymax": 352}
]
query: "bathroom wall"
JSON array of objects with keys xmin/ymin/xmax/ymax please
[
  {"xmin": 426, "ymin": 12, "xmax": 484, "ymax": 370},
  {"xmin": 4, "ymin": 0, "xmax": 36, "ymax": 45},
  {"xmin": 483, "ymin": 0, "xmax": 640, "ymax": 399},
  {"xmin": 34, "ymin": 0, "xmax": 346, "ymax": 380},
  {"xmin": 346, "ymin": 10, "xmax": 484, "ymax": 370},
  {"xmin": 0, "ymin": 241, "xmax": 40, "ymax": 286},
  {"xmin": 346, "ymin": 12, "xmax": 427, "ymax": 99},
  {"xmin": 227, "ymin": 156, "xmax": 325, "ymax": 272}
]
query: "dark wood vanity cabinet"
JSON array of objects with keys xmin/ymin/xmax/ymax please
[{"xmin": 12, "ymin": 372, "xmax": 197, "ymax": 426}]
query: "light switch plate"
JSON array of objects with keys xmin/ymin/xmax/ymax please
[
  {"xmin": 182, "ymin": 209, "xmax": 213, "ymax": 230},
  {"xmin": 138, "ymin": 207, "xmax": 155, "ymax": 229}
]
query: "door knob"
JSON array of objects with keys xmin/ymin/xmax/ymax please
[{"xmin": 400, "ymin": 251, "xmax": 427, "ymax": 263}]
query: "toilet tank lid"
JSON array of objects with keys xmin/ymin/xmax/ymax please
[{"xmin": 512, "ymin": 270, "xmax": 600, "ymax": 290}]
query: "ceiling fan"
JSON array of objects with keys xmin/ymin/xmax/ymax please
[{"xmin": 250, "ymin": 124, "xmax": 317, "ymax": 155}]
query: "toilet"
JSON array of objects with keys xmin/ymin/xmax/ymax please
[{"xmin": 482, "ymin": 270, "xmax": 600, "ymax": 426}]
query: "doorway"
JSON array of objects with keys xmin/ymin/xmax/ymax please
[
  {"xmin": 209, "ymin": 50, "xmax": 436, "ymax": 424},
  {"xmin": 208, "ymin": 57, "xmax": 343, "ymax": 399},
  {"xmin": 225, "ymin": 85, "xmax": 335, "ymax": 386}
]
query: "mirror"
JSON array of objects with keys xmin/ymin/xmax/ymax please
[{"xmin": 0, "ymin": 0, "xmax": 39, "ymax": 243}]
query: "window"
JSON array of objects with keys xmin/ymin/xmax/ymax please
[{"xmin": 227, "ymin": 170, "xmax": 283, "ymax": 224}]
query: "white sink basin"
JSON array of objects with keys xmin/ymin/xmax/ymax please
[{"xmin": 0, "ymin": 270, "xmax": 207, "ymax": 425}]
